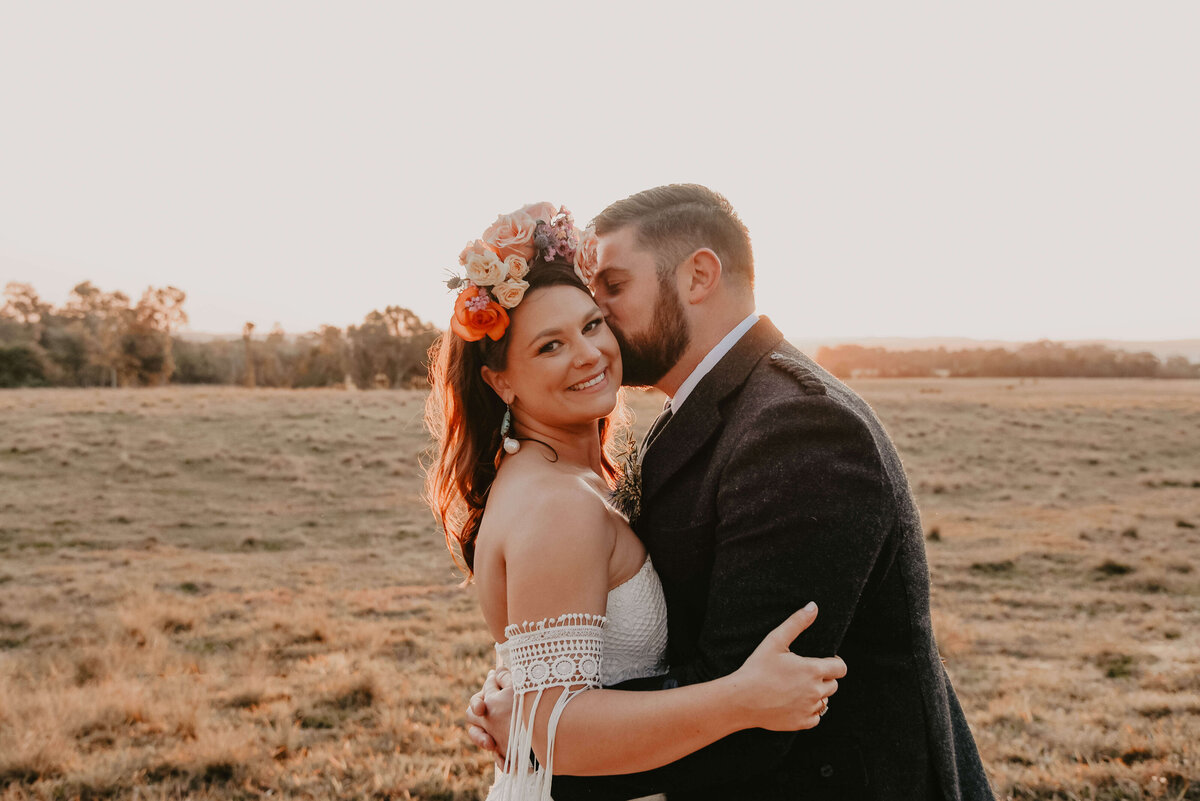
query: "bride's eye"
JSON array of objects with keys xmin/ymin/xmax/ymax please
[
  {"xmin": 583, "ymin": 317, "xmax": 603, "ymax": 334},
  {"xmin": 538, "ymin": 340, "xmax": 561, "ymax": 355}
]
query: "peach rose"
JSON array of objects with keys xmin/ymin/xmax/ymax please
[
  {"xmin": 574, "ymin": 226, "xmax": 599, "ymax": 285},
  {"xmin": 450, "ymin": 285, "xmax": 509, "ymax": 342},
  {"xmin": 520, "ymin": 202, "xmax": 559, "ymax": 224},
  {"xmin": 492, "ymin": 279, "xmax": 530, "ymax": 309},
  {"xmin": 504, "ymin": 254, "xmax": 530, "ymax": 281},
  {"xmin": 464, "ymin": 248, "xmax": 506, "ymax": 287},
  {"xmin": 458, "ymin": 238, "xmax": 495, "ymax": 266},
  {"xmin": 482, "ymin": 211, "xmax": 537, "ymax": 262}
]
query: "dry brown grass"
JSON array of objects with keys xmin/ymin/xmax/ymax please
[{"xmin": 0, "ymin": 379, "xmax": 1197, "ymax": 800}]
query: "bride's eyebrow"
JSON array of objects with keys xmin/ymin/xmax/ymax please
[
  {"xmin": 529, "ymin": 325, "xmax": 564, "ymax": 342},
  {"xmin": 528, "ymin": 311, "xmax": 600, "ymax": 344}
]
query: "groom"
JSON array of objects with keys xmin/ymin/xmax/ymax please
[{"xmin": 469, "ymin": 184, "xmax": 994, "ymax": 800}]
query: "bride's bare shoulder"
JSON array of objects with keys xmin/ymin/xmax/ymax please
[
  {"xmin": 481, "ymin": 457, "xmax": 614, "ymax": 555},
  {"xmin": 480, "ymin": 459, "xmax": 614, "ymax": 623}
]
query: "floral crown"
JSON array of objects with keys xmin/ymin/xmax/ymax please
[{"xmin": 446, "ymin": 202, "xmax": 600, "ymax": 342}]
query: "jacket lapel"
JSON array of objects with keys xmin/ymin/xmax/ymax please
[{"xmin": 640, "ymin": 317, "xmax": 786, "ymax": 504}]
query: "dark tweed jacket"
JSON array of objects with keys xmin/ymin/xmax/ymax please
[{"xmin": 554, "ymin": 318, "xmax": 994, "ymax": 801}]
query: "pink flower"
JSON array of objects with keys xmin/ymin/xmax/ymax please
[
  {"xmin": 482, "ymin": 211, "xmax": 537, "ymax": 262},
  {"xmin": 520, "ymin": 202, "xmax": 559, "ymax": 224},
  {"xmin": 458, "ymin": 239, "xmax": 496, "ymax": 266},
  {"xmin": 492, "ymin": 279, "xmax": 530, "ymax": 309},
  {"xmin": 574, "ymin": 226, "xmax": 599, "ymax": 285},
  {"xmin": 504, "ymin": 254, "xmax": 530, "ymax": 280}
]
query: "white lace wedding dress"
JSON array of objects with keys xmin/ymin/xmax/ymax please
[{"xmin": 487, "ymin": 556, "xmax": 669, "ymax": 801}]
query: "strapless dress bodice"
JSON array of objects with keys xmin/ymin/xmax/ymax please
[{"xmin": 494, "ymin": 556, "xmax": 668, "ymax": 686}]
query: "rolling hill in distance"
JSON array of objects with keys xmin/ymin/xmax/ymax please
[{"xmin": 787, "ymin": 337, "xmax": 1200, "ymax": 362}]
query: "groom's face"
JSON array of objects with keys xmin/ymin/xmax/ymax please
[{"xmin": 592, "ymin": 225, "xmax": 691, "ymax": 388}]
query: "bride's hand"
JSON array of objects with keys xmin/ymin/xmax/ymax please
[
  {"xmin": 466, "ymin": 668, "xmax": 513, "ymax": 765},
  {"xmin": 728, "ymin": 602, "xmax": 847, "ymax": 732}
]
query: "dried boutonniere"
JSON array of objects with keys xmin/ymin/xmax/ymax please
[{"xmin": 609, "ymin": 435, "xmax": 643, "ymax": 523}]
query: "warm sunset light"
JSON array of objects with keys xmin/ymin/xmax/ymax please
[
  {"xmin": 2, "ymin": 8, "xmax": 1198, "ymax": 799},
  {"xmin": 1, "ymin": 3, "xmax": 1196, "ymax": 345}
]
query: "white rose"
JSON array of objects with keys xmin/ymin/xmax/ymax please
[
  {"xmin": 492, "ymin": 279, "xmax": 530, "ymax": 309},
  {"xmin": 464, "ymin": 249, "xmax": 506, "ymax": 287},
  {"xmin": 505, "ymin": 254, "xmax": 530, "ymax": 281}
]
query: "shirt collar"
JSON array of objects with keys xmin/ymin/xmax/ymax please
[{"xmin": 668, "ymin": 313, "xmax": 759, "ymax": 414}]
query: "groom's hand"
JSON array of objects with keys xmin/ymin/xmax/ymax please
[{"xmin": 465, "ymin": 668, "xmax": 513, "ymax": 765}]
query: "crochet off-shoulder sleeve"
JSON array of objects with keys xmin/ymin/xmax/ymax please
[{"xmin": 490, "ymin": 613, "xmax": 606, "ymax": 801}]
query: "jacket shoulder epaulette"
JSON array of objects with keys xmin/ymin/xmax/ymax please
[{"xmin": 768, "ymin": 351, "xmax": 827, "ymax": 396}]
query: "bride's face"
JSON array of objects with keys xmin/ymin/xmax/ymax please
[{"xmin": 486, "ymin": 285, "xmax": 622, "ymax": 429}]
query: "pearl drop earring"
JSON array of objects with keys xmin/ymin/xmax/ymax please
[{"xmin": 501, "ymin": 406, "xmax": 520, "ymax": 454}]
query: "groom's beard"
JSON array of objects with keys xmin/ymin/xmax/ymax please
[{"xmin": 612, "ymin": 278, "xmax": 690, "ymax": 388}]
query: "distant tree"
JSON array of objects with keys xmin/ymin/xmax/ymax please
[
  {"xmin": 382, "ymin": 305, "xmax": 434, "ymax": 338},
  {"xmin": 258, "ymin": 324, "xmax": 289, "ymax": 387},
  {"xmin": 1162, "ymin": 355, "xmax": 1200, "ymax": 379},
  {"xmin": 346, "ymin": 306, "xmax": 439, "ymax": 388},
  {"xmin": 0, "ymin": 344, "xmax": 47, "ymax": 387},
  {"xmin": 63, "ymin": 282, "xmax": 133, "ymax": 387},
  {"xmin": 173, "ymin": 337, "xmax": 232, "ymax": 384},
  {"xmin": 242, "ymin": 322, "xmax": 256, "ymax": 388},
  {"xmin": 2, "ymin": 282, "xmax": 51, "ymax": 328},
  {"xmin": 293, "ymin": 325, "xmax": 349, "ymax": 388},
  {"xmin": 4, "ymin": 283, "xmax": 90, "ymax": 384},
  {"xmin": 125, "ymin": 286, "xmax": 188, "ymax": 386},
  {"xmin": 39, "ymin": 318, "xmax": 90, "ymax": 384}
]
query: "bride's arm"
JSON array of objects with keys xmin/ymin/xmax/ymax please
[{"xmin": 499, "ymin": 491, "xmax": 841, "ymax": 777}]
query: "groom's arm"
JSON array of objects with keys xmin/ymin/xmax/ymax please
[{"xmin": 553, "ymin": 394, "xmax": 891, "ymax": 798}]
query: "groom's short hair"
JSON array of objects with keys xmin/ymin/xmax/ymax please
[{"xmin": 592, "ymin": 184, "xmax": 754, "ymax": 289}]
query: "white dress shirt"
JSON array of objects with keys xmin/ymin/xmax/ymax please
[{"xmin": 668, "ymin": 313, "xmax": 760, "ymax": 414}]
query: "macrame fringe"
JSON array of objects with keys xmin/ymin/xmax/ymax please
[{"xmin": 488, "ymin": 615, "xmax": 606, "ymax": 801}]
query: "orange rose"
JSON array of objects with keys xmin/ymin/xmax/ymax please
[
  {"xmin": 450, "ymin": 285, "xmax": 510, "ymax": 342},
  {"xmin": 482, "ymin": 212, "xmax": 537, "ymax": 262},
  {"xmin": 520, "ymin": 202, "xmax": 559, "ymax": 224},
  {"xmin": 574, "ymin": 226, "xmax": 599, "ymax": 285}
]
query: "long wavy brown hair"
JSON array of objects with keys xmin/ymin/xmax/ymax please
[{"xmin": 424, "ymin": 260, "xmax": 623, "ymax": 577}]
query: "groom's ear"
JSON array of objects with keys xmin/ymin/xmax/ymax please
[
  {"xmin": 682, "ymin": 247, "xmax": 723, "ymax": 304},
  {"xmin": 480, "ymin": 365, "xmax": 514, "ymax": 405}
]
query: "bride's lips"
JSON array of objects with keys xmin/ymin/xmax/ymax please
[{"xmin": 568, "ymin": 369, "xmax": 609, "ymax": 392}]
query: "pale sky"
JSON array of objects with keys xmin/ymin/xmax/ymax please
[{"xmin": 1, "ymin": 2, "xmax": 1197, "ymax": 342}]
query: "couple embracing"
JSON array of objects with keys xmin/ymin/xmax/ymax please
[{"xmin": 424, "ymin": 185, "xmax": 993, "ymax": 800}]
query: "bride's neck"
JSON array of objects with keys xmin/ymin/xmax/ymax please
[{"xmin": 509, "ymin": 415, "xmax": 604, "ymax": 475}]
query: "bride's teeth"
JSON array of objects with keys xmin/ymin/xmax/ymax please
[{"xmin": 571, "ymin": 372, "xmax": 604, "ymax": 391}]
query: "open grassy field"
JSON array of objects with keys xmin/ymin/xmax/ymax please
[{"xmin": 1, "ymin": 379, "xmax": 1198, "ymax": 800}]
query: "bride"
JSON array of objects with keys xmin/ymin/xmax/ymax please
[{"xmin": 424, "ymin": 203, "xmax": 845, "ymax": 800}]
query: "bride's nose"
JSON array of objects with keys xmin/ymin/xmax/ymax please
[{"xmin": 573, "ymin": 340, "xmax": 601, "ymax": 368}]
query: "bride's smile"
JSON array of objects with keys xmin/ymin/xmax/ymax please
[{"xmin": 567, "ymin": 369, "xmax": 608, "ymax": 392}]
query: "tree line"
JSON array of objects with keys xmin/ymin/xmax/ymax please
[
  {"xmin": 5, "ymin": 281, "xmax": 1194, "ymax": 387},
  {"xmin": 815, "ymin": 341, "xmax": 1200, "ymax": 379},
  {"xmin": 0, "ymin": 282, "xmax": 439, "ymax": 389}
]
